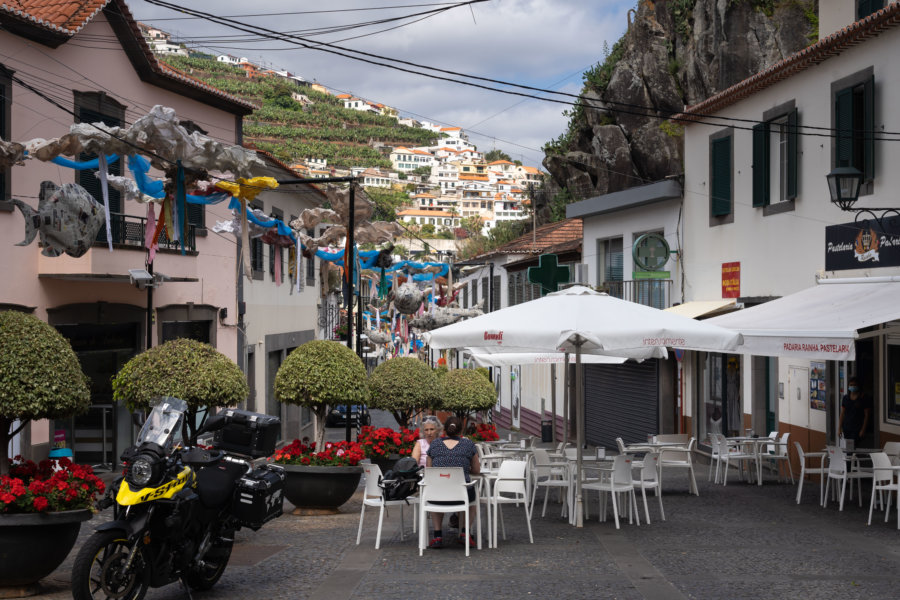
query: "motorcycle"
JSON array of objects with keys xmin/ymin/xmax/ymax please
[{"xmin": 71, "ymin": 397, "xmax": 284, "ymax": 600}]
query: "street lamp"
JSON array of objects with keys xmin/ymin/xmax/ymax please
[
  {"xmin": 826, "ymin": 166, "xmax": 899, "ymax": 230},
  {"xmin": 826, "ymin": 166, "xmax": 864, "ymax": 210}
]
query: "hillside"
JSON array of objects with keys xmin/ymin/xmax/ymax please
[
  {"xmin": 541, "ymin": 0, "xmax": 817, "ymax": 201},
  {"xmin": 160, "ymin": 55, "xmax": 440, "ymax": 169}
]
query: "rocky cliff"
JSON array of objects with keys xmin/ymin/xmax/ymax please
[{"xmin": 542, "ymin": 0, "xmax": 817, "ymax": 203}]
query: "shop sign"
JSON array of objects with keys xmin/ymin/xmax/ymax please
[
  {"xmin": 722, "ymin": 262, "xmax": 740, "ymax": 298},
  {"xmin": 825, "ymin": 219, "xmax": 900, "ymax": 271}
]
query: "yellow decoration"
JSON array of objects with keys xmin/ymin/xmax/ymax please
[{"xmin": 215, "ymin": 176, "xmax": 279, "ymax": 201}]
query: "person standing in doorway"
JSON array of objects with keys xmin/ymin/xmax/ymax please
[{"xmin": 839, "ymin": 377, "xmax": 872, "ymax": 447}]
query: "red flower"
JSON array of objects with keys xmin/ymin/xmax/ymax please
[{"xmin": 32, "ymin": 496, "xmax": 49, "ymax": 512}]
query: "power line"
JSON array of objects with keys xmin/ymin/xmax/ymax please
[
  {"xmin": 139, "ymin": 0, "xmax": 900, "ymax": 139},
  {"xmin": 134, "ymin": 3, "xmax": 476, "ymax": 21}
]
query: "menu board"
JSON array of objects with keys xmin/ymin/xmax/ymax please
[{"xmin": 810, "ymin": 362, "xmax": 826, "ymax": 411}]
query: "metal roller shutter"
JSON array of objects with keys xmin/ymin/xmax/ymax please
[{"xmin": 584, "ymin": 360, "xmax": 658, "ymax": 450}]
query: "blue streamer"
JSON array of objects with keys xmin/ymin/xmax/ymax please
[
  {"xmin": 50, "ymin": 154, "xmax": 119, "ymax": 170},
  {"xmin": 227, "ymin": 198, "xmax": 297, "ymax": 243}
]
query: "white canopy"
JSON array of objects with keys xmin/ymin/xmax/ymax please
[
  {"xmin": 427, "ymin": 286, "xmax": 742, "ymax": 359},
  {"xmin": 466, "ymin": 349, "xmax": 626, "ymax": 368},
  {"xmin": 426, "ymin": 285, "xmax": 742, "ymax": 528},
  {"xmin": 705, "ymin": 277, "xmax": 900, "ymax": 360}
]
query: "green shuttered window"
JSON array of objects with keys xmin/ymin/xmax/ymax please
[
  {"xmin": 710, "ymin": 136, "xmax": 732, "ymax": 217},
  {"xmin": 835, "ymin": 76, "xmax": 875, "ymax": 181},
  {"xmin": 751, "ymin": 123, "xmax": 769, "ymax": 207}
]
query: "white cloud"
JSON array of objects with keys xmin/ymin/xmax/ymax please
[{"xmin": 133, "ymin": 0, "xmax": 632, "ymax": 167}]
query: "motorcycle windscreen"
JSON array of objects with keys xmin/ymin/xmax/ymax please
[{"xmin": 136, "ymin": 396, "xmax": 188, "ymax": 452}]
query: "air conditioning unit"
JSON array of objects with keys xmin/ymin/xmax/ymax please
[{"xmin": 571, "ymin": 263, "xmax": 590, "ymax": 284}]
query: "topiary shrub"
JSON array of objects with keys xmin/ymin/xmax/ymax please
[
  {"xmin": 442, "ymin": 368, "xmax": 497, "ymax": 428},
  {"xmin": 112, "ymin": 338, "xmax": 248, "ymax": 440},
  {"xmin": 0, "ymin": 311, "xmax": 91, "ymax": 475},
  {"xmin": 368, "ymin": 357, "xmax": 441, "ymax": 428},
  {"xmin": 274, "ymin": 340, "xmax": 368, "ymax": 450}
]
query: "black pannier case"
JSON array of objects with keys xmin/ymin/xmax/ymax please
[
  {"xmin": 232, "ymin": 464, "xmax": 284, "ymax": 530},
  {"xmin": 213, "ymin": 409, "xmax": 280, "ymax": 458}
]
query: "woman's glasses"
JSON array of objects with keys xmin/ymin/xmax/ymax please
[{"xmin": 422, "ymin": 416, "xmax": 439, "ymax": 423}]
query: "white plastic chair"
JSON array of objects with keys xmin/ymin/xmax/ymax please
[
  {"xmin": 719, "ymin": 435, "xmax": 757, "ymax": 486},
  {"xmin": 581, "ymin": 454, "xmax": 640, "ymax": 529},
  {"xmin": 708, "ymin": 434, "xmax": 724, "ymax": 483},
  {"xmin": 487, "ymin": 460, "xmax": 533, "ymax": 548},
  {"xmin": 529, "ymin": 448, "xmax": 570, "ymax": 518},
  {"xmin": 658, "ymin": 437, "xmax": 699, "ymax": 495},
  {"xmin": 867, "ymin": 452, "xmax": 900, "ymax": 527},
  {"xmin": 761, "ymin": 432, "xmax": 794, "ymax": 483},
  {"xmin": 794, "ymin": 441, "xmax": 827, "ymax": 505},
  {"xmin": 883, "ymin": 441, "xmax": 900, "ymax": 465},
  {"xmin": 356, "ymin": 463, "xmax": 417, "ymax": 549},
  {"xmin": 615, "ymin": 437, "xmax": 645, "ymax": 469},
  {"xmin": 632, "ymin": 453, "xmax": 665, "ymax": 524},
  {"xmin": 823, "ymin": 446, "xmax": 871, "ymax": 510},
  {"xmin": 418, "ymin": 467, "xmax": 481, "ymax": 556}
]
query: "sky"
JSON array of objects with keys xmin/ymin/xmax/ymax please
[{"xmin": 131, "ymin": 0, "xmax": 633, "ymax": 169}]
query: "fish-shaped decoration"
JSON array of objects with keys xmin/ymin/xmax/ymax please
[
  {"xmin": 409, "ymin": 305, "xmax": 485, "ymax": 331},
  {"xmin": 13, "ymin": 181, "xmax": 105, "ymax": 258}
]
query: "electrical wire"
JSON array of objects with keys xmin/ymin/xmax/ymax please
[{"xmin": 139, "ymin": 0, "xmax": 900, "ymax": 139}]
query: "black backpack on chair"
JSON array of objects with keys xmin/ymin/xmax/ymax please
[{"xmin": 379, "ymin": 457, "xmax": 422, "ymax": 503}]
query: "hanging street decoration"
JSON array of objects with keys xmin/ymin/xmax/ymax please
[{"xmin": 12, "ymin": 181, "xmax": 105, "ymax": 258}]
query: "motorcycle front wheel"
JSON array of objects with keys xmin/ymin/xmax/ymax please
[{"xmin": 71, "ymin": 530, "xmax": 151, "ymax": 600}]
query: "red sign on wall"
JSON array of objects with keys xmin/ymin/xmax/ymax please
[{"xmin": 722, "ymin": 262, "xmax": 740, "ymax": 298}]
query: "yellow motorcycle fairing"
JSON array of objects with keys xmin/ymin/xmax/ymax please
[{"xmin": 116, "ymin": 467, "xmax": 195, "ymax": 506}]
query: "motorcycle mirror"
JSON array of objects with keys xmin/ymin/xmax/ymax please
[{"xmin": 132, "ymin": 411, "xmax": 146, "ymax": 428}]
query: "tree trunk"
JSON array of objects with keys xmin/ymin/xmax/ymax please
[
  {"xmin": 314, "ymin": 407, "xmax": 327, "ymax": 450},
  {"xmin": 0, "ymin": 417, "xmax": 11, "ymax": 477}
]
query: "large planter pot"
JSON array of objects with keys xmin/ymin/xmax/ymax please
[
  {"xmin": 281, "ymin": 464, "xmax": 363, "ymax": 512},
  {"xmin": 370, "ymin": 454, "xmax": 401, "ymax": 474},
  {"xmin": 0, "ymin": 509, "xmax": 93, "ymax": 597}
]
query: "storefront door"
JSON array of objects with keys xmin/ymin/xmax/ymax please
[{"xmin": 56, "ymin": 323, "xmax": 140, "ymax": 467}]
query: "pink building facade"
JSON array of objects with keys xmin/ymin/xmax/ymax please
[{"xmin": 0, "ymin": 1, "xmax": 254, "ymax": 465}]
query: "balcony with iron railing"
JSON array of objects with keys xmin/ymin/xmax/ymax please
[
  {"xmin": 603, "ymin": 279, "xmax": 673, "ymax": 310},
  {"xmin": 94, "ymin": 213, "xmax": 196, "ymax": 252},
  {"xmin": 36, "ymin": 212, "xmax": 198, "ymax": 278}
]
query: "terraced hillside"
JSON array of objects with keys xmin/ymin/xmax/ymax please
[{"xmin": 161, "ymin": 55, "xmax": 439, "ymax": 169}]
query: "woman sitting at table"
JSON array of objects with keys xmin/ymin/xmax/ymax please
[
  {"xmin": 412, "ymin": 415, "xmax": 441, "ymax": 467},
  {"xmin": 426, "ymin": 415, "xmax": 480, "ymax": 549}
]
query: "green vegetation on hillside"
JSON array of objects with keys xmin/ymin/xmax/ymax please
[{"xmin": 160, "ymin": 55, "xmax": 439, "ymax": 169}]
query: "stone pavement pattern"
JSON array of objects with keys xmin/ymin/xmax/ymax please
[{"xmin": 34, "ymin": 462, "xmax": 900, "ymax": 600}]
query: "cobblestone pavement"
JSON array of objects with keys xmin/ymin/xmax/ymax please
[{"xmin": 33, "ymin": 440, "xmax": 900, "ymax": 599}]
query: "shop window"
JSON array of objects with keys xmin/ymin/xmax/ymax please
[
  {"xmin": 752, "ymin": 102, "xmax": 798, "ymax": 211},
  {"xmin": 597, "ymin": 237, "xmax": 623, "ymax": 294},
  {"xmin": 887, "ymin": 343, "xmax": 900, "ymax": 423},
  {"xmin": 833, "ymin": 69, "xmax": 874, "ymax": 194},
  {"xmin": 709, "ymin": 130, "xmax": 733, "ymax": 222}
]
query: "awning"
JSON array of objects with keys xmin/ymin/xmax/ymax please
[
  {"xmin": 466, "ymin": 348, "xmax": 627, "ymax": 368},
  {"xmin": 705, "ymin": 277, "xmax": 900, "ymax": 360},
  {"xmin": 664, "ymin": 299, "xmax": 736, "ymax": 319}
]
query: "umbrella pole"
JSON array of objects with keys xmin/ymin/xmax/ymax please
[
  {"xmin": 574, "ymin": 342, "xmax": 584, "ymax": 528},
  {"xmin": 563, "ymin": 352, "xmax": 569, "ymax": 447}
]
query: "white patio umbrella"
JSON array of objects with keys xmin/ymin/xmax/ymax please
[{"xmin": 427, "ymin": 285, "xmax": 742, "ymax": 526}]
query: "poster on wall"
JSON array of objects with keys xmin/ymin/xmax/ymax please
[{"xmin": 810, "ymin": 362, "xmax": 826, "ymax": 410}]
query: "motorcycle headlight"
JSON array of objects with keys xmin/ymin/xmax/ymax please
[{"xmin": 130, "ymin": 456, "xmax": 154, "ymax": 486}]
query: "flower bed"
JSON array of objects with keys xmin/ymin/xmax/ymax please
[
  {"xmin": 272, "ymin": 440, "xmax": 365, "ymax": 467},
  {"xmin": 356, "ymin": 426, "xmax": 418, "ymax": 460},
  {"xmin": 468, "ymin": 423, "xmax": 499, "ymax": 443},
  {"xmin": 0, "ymin": 457, "xmax": 104, "ymax": 513}
]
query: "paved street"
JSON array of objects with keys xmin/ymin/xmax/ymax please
[{"xmin": 35, "ymin": 443, "xmax": 900, "ymax": 600}]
